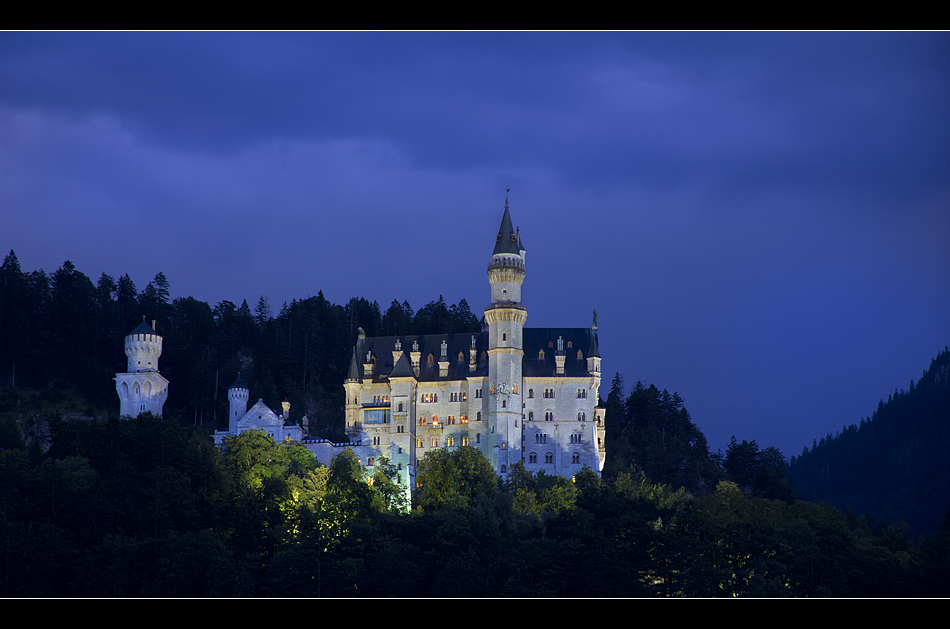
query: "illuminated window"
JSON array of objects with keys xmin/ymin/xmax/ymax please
[
  {"xmin": 577, "ymin": 350, "xmax": 583, "ymax": 360},
  {"xmin": 447, "ymin": 436, "xmax": 455, "ymax": 447},
  {"xmin": 432, "ymin": 437, "xmax": 439, "ymax": 448},
  {"xmin": 539, "ymin": 349, "xmax": 545, "ymax": 359},
  {"xmin": 512, "ymin": 384, "xmax": 518, "ymax": 394},
  {"xmin": 417, "ymin": 438, "xmax": 424, "ymax": 448},
  {"xmin": 501, "ymin": 442, "xmax": 506, "ymax": 450},
  {"xmin": 461, "ymin": 436, "xmax": 469, "ymax": 446},
  {"xmin": 461, "ymin": 415, "xmax": 469, "ymax": 424},
  {"xmin": 462, "ymin": 392, "xmax": 467, "ymax": 401},
  {"xmin": 368, "ymin": 457, "xmax": 375, "ymax": 466},
  {"xmin": 432, "ymin": 415, "xmax": 439, "ymax": 425},
  {"xmin": 419, "ymin": 417, "xmax": 426, "ymax": 425}
]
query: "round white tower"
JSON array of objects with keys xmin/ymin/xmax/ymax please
[
  {"xmin": 115, "ymin": 319, "xmax": 169, "ymax": 417},
  {"xmin": 228, "ymin": 375, "xmax": 250, "ymax": 434},
  {"xmin": 485, "ymin": 195, "xmax": 527, "ymax": 478}
]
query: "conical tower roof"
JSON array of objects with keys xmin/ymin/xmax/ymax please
[
  {"xmin": 230, "ymin": 374, "xmax": 248, "ymax": 390},
  {"xmin": 492, "ymin": 204, "xmax": 522, "ymax": 256},
  {"xmin": 346, "ymin": 347, "xmax": 360, "ymax": 381}
]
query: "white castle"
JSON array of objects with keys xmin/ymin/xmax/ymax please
[
  {"xmin": 115, "ymin": 319, "xmax": 169, "ymax": 417},
  {"xmin": 133, "ymin": 199, "xmax": 606, "ymax": 501},
  {"xmin": 301, "ymin": 199, "xmax": 606, "ymax": 495}
]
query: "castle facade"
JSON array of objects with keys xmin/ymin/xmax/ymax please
[{"xmin": 304, "ymin": 201, "xmax": 606, "ymax": 495}]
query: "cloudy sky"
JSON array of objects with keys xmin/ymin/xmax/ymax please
[{"xmin": 2, "ymin": 31, "xmax": 947, "ymax": 458}]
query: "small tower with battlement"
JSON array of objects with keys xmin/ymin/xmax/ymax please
[
  {"xmin": 115, "ymin": 318, "xmax": 169, "ymax": 417},
  {"xmin": 228, "ymin": 375, "xmax": 250, "ymax": 434}
]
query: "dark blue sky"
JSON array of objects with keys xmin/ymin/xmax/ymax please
[{"xmin": 2, "ymin": 32, "xmax": 947, "ymax": 459}]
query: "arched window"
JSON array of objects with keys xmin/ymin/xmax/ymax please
[
  {"xmin": 545, "ymin": 452, "xmax": 553, "ymax": 464},
  {"xmin": 417, "ymin": 438, "xmax": 424, "ymax": 448},
  {"xmin": 529, "ymin": 453, "xmax": 537, "ymax": 463},
  {"xmin": 528, "ymin": 388, "xmax": 534, "ymax": 398},
  {"xmin": 501, "ymin": 465, "xmax": 507, "ymax": 474},
  {"xmin": 368, "ymin": 457, "xmax": 375, "ymax": 466},
  {"xmin": 539, "ymin": 349, "xmax": 545, "ymax": 360},
  {"xmin": 577, "ymin": 350, "xmax": 583, "ymax": 360},
  {"xmin": 572, "ymin": 453, "xmax": 580, "ymax": 464},
  {"xmin": 578, "ymin": 412, "xmax": 586, "ymax": 421}
]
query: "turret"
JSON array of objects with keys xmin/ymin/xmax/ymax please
[
  {"xmin": 228, "ymin": 375, "xmax": 250, "ymax": 434},
  {"xmin": 125, "ymin": 318, "xmax": 163, "ymax": 373},
  {"xmin": 116, "ymin": 318, "xmax": 169, "ymax": 417}
]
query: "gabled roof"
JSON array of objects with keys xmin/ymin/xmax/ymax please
[{"xmin": 238, "ymin": 399, "xmax": 284, "ymax": 429}]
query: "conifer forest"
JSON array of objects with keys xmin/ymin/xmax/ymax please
[{"xmin": 1, "ymin": 252, "xmax": 948, "ymax": 597}]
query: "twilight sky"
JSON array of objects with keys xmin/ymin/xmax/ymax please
[{"xmin": 2, "ymin": 32, "xmax": 948, "ymax": 459}]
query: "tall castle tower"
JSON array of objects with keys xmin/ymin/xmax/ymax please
[
  {"xmin": 485, "ymin": 195, "xmax": 527, "ymax": 475},
  {"xmin": 115, "ymin": 319, "xmax": 169, "ymax": 417}
]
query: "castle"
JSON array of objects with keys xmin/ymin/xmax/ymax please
[
  {"xmin": 118, "ymin": 200, "xmax": 606, "ymax": 499},
  {"xmin": 302, "ymin": 200, "xmax": 606, "ymax": 495}
]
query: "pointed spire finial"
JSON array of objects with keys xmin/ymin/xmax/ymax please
[{"xmin": 505, "ymin": 187, "xmax": 510, "ymax": 211}]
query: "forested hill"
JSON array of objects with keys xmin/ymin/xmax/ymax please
[
  {"xmin": 0, "ymin": 251, "xmax": 480, "ymax": 442},
  {"xmin": 787, "ymin": 346, "xmax": 950, "ymax": 539}
]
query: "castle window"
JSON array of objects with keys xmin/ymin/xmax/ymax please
[
  {"xmin": 538, "ymin": 349, "xmax": 545, "ymax": 360},
  {"xmin": 501, "ymin": 442, "xmax": 506, "ymax": 449},
  {"xmin": 528, "ymin": 411, "xmax": 534, "ymax": 421},
  {"xmin": 502, "ymin": 400, "xmax": 506, "ymax": 408},
  {"xmin": 398, "ymin": 447, "xmax": 403, "ymax": 454},
  {"xmin": 578, "ymin": 412, "xmax": 586, "ymax": 421},
  {"xmin": 567, "ymin": 341, "xmax": 572, "ymax": 348},
  {"xmin": 432, "ymin": 437, "xmax": 439, "ymax": 448},
  {"xmin": 572, "ymin": 453, "xmax": 580, "ymax": 464},
  {"xmin": 462, "ymin": 392, "xmax": 467, "ymax": 401},
  {"xmin": 419, "ymin": 417, "xmax": 426, "ymax": 425},
  {"xmin": 545, "ymin": 453, "xmax": 553, "ymax": 464},
  {"xmin": 428, "ymin": 354, "xmax": 434, "ymax": 364},
  {"xmin": 503, "ymin": 333, "xmax": 507, "ymax": 341},
  {"xmin": 476, "ymin": 433, "xmax": 481, "ymax": 443},
  {"xmin": 447, "ymin": 436, "xmax": 455, "ymax": 447},
  {"xmin": 461, "ymin": 415, "xmax": 468, "ymax": 424},
  {"xmin": 459, "ymin": 352, "xmax": 464, "ymax": 362},
  {"xmin": 529, "ymin": 453, "xmax": 537, "ymax": 463},
  {"xmin": 512, "ymin": 384, "xmax": 518, "ymax": 394},
  {"xmin": 368, "ymin": 457, "xmax": 375, "ymax": 466},
  {"xmin": 398, "ymin": 402, "xmax": 404, "ymax": 412},
  {"xmin": 528, "ymin": 388, "xmax": 534, "ymax": 398},
  {"xmin": 432, "ymin": 415, "xmax": 439, "ymax": 425},
  {"xmin": 545, "ymin": 412, "xmax": 553, "ymax": 421},
  {"xmin": 501, "ymin": 465, "xmax": 507, "ymax": 474},
  {"xmin": 577, "ymin": 350, "xmax": 583, "ymax": 360},
  {"xmin": 462, "ymin": 436, "xmax": 469, "ymax": 446},
  {"xmin": 417, "ymin": 438, "xmax": 424, "ymax": 448}
]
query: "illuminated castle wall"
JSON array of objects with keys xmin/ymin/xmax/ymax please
[{"xmin": 305, "ymin": 200, "xmax": 606, "ymax": 497}]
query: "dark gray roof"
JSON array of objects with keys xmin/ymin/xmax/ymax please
[
  {"xmin": 389, "ymin": 350, "xmax": 415, "ymax": 378},
  {"xmin": 492, "ymin": 207, "xmax": 522, "ymax": 256},
  {"xmin": 355, "ymin": 327, "xmax": 596, "ymax": 381},
  {"xmin": 522, "ymin": 328, "xmax": 597, "ymax": 378},
  {"xmin": 129, "ymin": 321, "xmax": 159, "ymax": 337},
  {"xmin": 230, "ymin": 375, "xmax": 247, "ymax": 390},
  {"xmin": 347, "ymin": 347, "xmax": 360, "ymax": 381}
]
